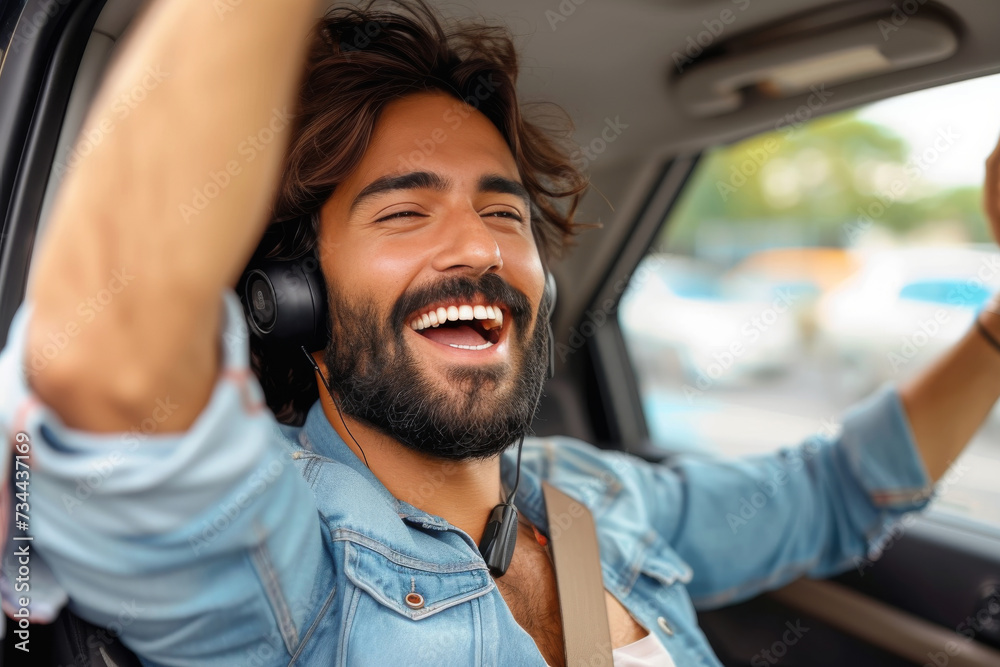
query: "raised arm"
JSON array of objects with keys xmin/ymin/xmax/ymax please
[
  {"xmin": 26, "ymin": 0, "xmax": 317, "ymax": 432},
  {"xmin": 2, "ymin": 6, "xmax": 332, "ymax": 662},
  {"xmin": 899, "ymin": 136, "xmax": 1000, "ymax": 481}
]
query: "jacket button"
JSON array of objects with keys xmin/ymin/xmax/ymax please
[
  {"xmin": 657, "ymin": 616, "xmax": 674, "ymax": 636},
  {"xmin": 404, "ymin": 592, "xmax": 425, "ymax": 609}
]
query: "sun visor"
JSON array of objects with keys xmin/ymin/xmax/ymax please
[{"xmin": 676, "ymin": 14, "xmax": 958, "ymax": 118}]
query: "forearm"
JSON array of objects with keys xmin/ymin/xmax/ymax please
[
  {"xmin": 900, "ymin": 297, "xmax": 1000, "ymax": 481},
  {"xmin": 26, "ymin": 0, "xmax": 317, "ymax": 432}
]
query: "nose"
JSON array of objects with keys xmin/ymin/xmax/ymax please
[{"xmin": 431, "ymin": 210, "xmax": 503, "ymax": 277}]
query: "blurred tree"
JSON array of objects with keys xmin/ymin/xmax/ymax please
[{"xmin": 659, "ymin": 112, "xmax": 990, "ymax": 257}]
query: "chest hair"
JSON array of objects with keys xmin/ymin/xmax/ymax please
[{"xmin": 492, "ymin": 521, "xmax": 566, "ymax": 667}]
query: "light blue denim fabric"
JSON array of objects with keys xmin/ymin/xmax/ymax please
[{"xmin": 0, "ymin": 291, "xmax": 933, "ymax": 666}]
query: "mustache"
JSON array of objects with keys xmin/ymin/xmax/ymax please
[{"xmin": 390, "ymin": 273, "xmax": 533, "ymax": 336}]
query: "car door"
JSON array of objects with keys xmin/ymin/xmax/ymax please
[
  {"xmin": 531, "ymin": 2, "xmax": 1000, "ymax": 664},
  {"xmin": 1, "ymin": 3, "xmax": 116, "ymax": 664}
]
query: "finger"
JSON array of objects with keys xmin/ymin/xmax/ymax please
[{"xmin": 988, "ymin": 130, "xmax": 1000, "ymax": 172}]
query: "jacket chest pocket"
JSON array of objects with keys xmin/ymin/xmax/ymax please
[
  {"xmin": 338, "ymin": 538, "xmax": 498, "ymax": 666},
  {"xmin": 343, "ymin": 539, "xmax": 494, "ymax": 619}
]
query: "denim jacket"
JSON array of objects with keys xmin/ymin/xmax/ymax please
[{"xmin": 0, "ymin": 292, "xmax": 933, "ymax": 666}]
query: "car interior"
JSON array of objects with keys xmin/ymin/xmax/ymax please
[{"xmin": 2, "ymin": 0, "xmax": 1000, "ymax": 665}]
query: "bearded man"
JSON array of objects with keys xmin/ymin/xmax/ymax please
[{"xmin": 3, "ymin": 1, "xmax": 1000, "ymax": 666}]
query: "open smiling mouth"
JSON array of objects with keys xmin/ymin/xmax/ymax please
[{"xmin": 408, "ymin": 302, "xmax": 505, "ymax": 351}]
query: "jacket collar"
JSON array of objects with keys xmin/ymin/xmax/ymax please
[{"xmin": 301, "ymin": 400, "xmax": 551, "ymax": 535}]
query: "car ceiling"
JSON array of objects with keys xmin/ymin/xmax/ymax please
[{"xmin": 86, "ymin": 0, "xmax": 1000, "ymax": 336}]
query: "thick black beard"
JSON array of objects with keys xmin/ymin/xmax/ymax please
[{"xmin": 322, "ymin": 273, "xmax": 549, "ymax": 461}]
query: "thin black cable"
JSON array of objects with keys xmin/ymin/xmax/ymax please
[
  {"xmin": 301, "ymin": 346, "xmax": 371, "ymax": 470},
  {"xmin": 505, "ymin": 435, "xmax": 525, "ymax": 505},
  {"xmin": 504, "ymin": 375, "xmax": 546, "ymax": 506}
]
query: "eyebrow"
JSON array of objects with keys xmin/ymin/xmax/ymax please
[
  {"xmin": 350, "ymin": 171, "xmax": 530, "ymax": 213},
  {"xmin": 477, "ymin": 174, "xmax": 530, "ymax": 211}
]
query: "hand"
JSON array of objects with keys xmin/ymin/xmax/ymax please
[{"xmin": 985, "ymin": 132, "xmax": 1000, "ymax": 245}]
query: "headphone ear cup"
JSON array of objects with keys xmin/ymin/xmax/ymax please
[
  {"xmin": 543, "ymin": 271, "xmax": 557, "ymax": 379},
  {"xmin": 240, "ymin": 254, "xmax": 329, "ymax": 352},
  {"xmin": 547, "ymin": 321, "xmax": 556, "ymax": 380},
  {"xmin": 543, "ymin": 271, "xmax": 557, "ymax": 316}
]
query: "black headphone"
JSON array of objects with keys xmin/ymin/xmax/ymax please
[
  {"xmin": 239, "ymin": 250, "xmax": 557, "ymax": 576},
  {"xmin": 239, "ymin": 251, "xmax": 557, "ymax": 377},
  {"xmin": 240, "ymin": 254, "xmax": 330, "ymax": 352}
]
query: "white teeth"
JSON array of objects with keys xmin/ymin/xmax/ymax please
[
  {"xmin": 447, "ymin": 341, "xmax": 494, "ymax": 351},
  {"xmin": 407, "ymin": 302, "xmax": 505, "ymax": 332}
]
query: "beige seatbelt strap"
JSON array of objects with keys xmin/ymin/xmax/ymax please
[{"xmin": 542, "ymin": 481, "xmax": 614, "ymax": 666}]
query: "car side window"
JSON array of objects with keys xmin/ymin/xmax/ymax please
[{"xmin": 619, "ymin": 73, "xmax": 1000, "ymax": 529}]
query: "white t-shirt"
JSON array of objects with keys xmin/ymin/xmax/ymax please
[
  {"xmin": 547, "ymin": 633, "xmax": 677, "ymax": 667},
  {"xmin": 612, "ymin": 632, "xmax": 677, "ymax": 666}
]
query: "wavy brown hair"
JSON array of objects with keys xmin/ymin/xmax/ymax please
[{"xmin": 249, "ymin": 0, "xmax": 589, "ymax": 425}]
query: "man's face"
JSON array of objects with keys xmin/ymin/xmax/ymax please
[{"xmin": 317, "ymin": 91, "xmax": 549, "ymax": 460}]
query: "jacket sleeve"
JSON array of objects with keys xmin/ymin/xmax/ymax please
[
  {"xmin": 527, "ymin": 385, "xmax": 934, "ymax": 611},
  {"xmin": 0, "ymin": 291, "xmax": 326, "ymax": 666},
  {"xmin": 645, "ymin": 386, "xmax": 934, "ymax": 609}
]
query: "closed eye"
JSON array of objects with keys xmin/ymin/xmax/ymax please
[
  {"xmin": 375, "ymin": 210, "xmax": 427, "ymax": 223},
  {"xmin": 482, "ymin": 210, "xmax": 524, "ymax": 222}
]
